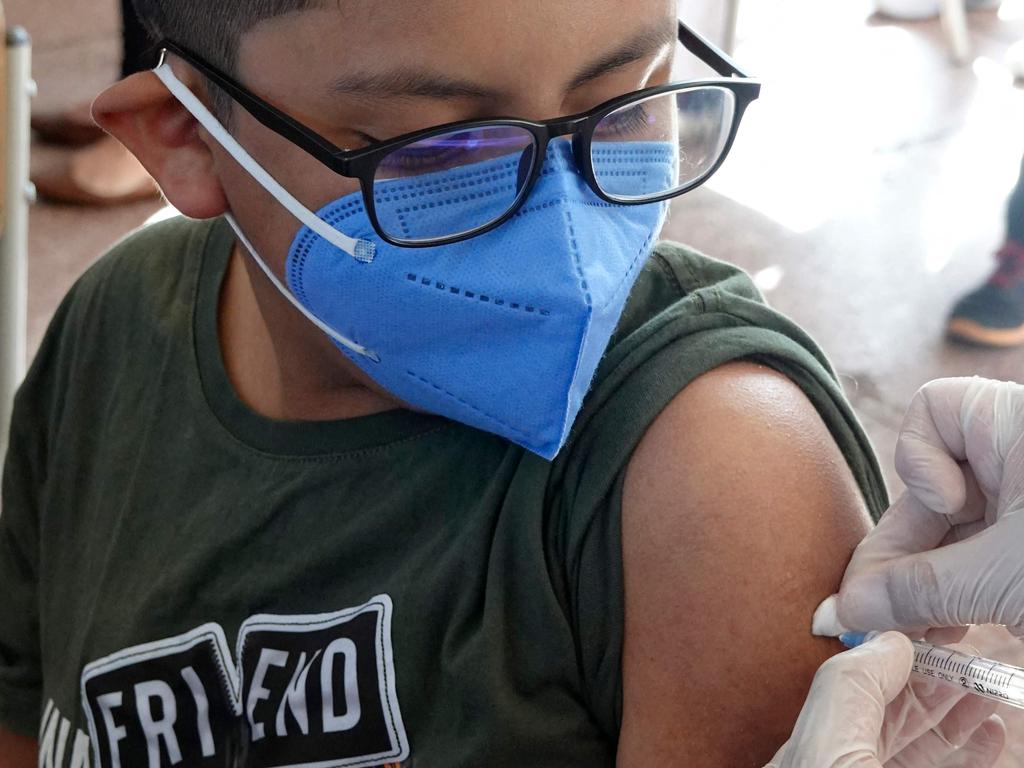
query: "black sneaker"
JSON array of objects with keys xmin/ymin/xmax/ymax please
[{"xmin": 948, "ymin": 240, "xmax": 1024, "ymax": 347}]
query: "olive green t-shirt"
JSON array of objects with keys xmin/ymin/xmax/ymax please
[{"xmin": 0, "ymin": 216, "xmax": 886, "ymax": 767}]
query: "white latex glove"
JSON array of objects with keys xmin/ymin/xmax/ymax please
[
  {"xmin": 766, "ymin": 632, "xmax": 1006, "ymax": 767},
  {"xmin": 822, "ymin": 377, "xmax": 1024, "ymax": 636}
]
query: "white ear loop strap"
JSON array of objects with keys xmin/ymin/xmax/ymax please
[
  {"xmin": 225, "ymin": 213, "xmax": 380, "ymax": 362},
  {"xmin": 153, "ymin": 62, "xmax": 376, "ymax": 264}
]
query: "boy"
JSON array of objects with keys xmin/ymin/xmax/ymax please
[{"xmin": 0, "ymin": 2, "xmax": 885, "ymax": 766}]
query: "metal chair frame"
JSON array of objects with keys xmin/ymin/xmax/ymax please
[{"xmin": 0, "ymin": 3, "xmax": 33, "ymax": 463}]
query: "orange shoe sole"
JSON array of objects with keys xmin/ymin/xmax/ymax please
[{"xmin": 946, "ymin": 317, "xmax": 1024, "ymax": 347}]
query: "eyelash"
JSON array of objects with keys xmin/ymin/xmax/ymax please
[
  {"xmin": 378, "ymin": 145, "xmax": 465, "ymax": 173},
  {"xmin": 596, "ymin": 104, "xmax": 652, "ymax": 137}
]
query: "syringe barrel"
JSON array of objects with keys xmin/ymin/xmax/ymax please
[{"xmin": 911, "ymin": 640, "xmax": 1024, "ymax": 712}]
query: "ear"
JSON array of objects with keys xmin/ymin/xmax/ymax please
[{"xmin": 93, "ymin": 66, "xmax": 229, "ymax": 219}]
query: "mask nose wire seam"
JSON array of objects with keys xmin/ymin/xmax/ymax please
[
  {"xmin": 224, "ymin": 213, "xmax": 381, "ymax": 363},
  {"xmin": 152, "ymin": 62, "xmax": 376, "ymax": 264}
]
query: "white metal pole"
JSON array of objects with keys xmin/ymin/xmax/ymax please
[
  {"xmin": 0, "ymin": 27, "xmax": 33, "ymax": 463},
  {"xmin": 722, "ymin": 0, "xmax": 741, "ymax": 57},
  {"xmin": 940, "ymin": 0, "xmax": 971, "ymax": 64}
]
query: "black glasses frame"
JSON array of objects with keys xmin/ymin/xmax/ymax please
[{"xmin": 158, "ymin": 20, "xmax": 761, "ymax": 248}]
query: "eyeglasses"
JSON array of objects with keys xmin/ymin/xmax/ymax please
[{"xmin": 158, "ymin": 21, "xmax": 760, "ymax": 248}]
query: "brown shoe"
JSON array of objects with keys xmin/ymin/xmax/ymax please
[
  {"xmin": 33, "ymin": 136, "xmax": 162, "ymax": 207},
  {"xmin": 31, "ymin": 102, "xmax": 106, "ymax": 147}
]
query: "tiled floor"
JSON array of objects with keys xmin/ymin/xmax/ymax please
[{"xmin": 11, "ymin": 0, "xmax": 1024, "ymax": 495}]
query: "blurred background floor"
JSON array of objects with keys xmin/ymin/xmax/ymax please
[{"xmin": 6, "ymin": 0, "xmax": 1024, "ymax": 494}]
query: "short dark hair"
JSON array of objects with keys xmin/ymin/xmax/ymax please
[{"xmin": 132, "ymin": 1, "xmax": 326, "ymax": 119}]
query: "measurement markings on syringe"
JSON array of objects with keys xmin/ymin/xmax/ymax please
[
  {"xmin": 970, "ymin": 661, "xmax": 1009, "ymax": 687},
  {"xmin": 915, "ymin": 649, "xmax": 965, "ymax": 683},
  {"xmin": 846, "ymin": 633, "xmax": 1024, "ymax": 711}
]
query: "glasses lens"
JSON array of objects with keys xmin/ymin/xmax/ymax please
[
  {"xmin": 372, "ymin": 125, "xmax": 537, "ymax": 243},
  {"xmin": 592, "ymin": 86, "xmax": 736, "ymax": 201}
]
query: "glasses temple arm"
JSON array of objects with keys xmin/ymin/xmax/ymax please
[
  {"xmin": 156, "ymin": 41, "xmax": 345, "ymax": 168},
  {"xmin": 677, "ymin": 19, "xmax": 753, "ymax": 79}
]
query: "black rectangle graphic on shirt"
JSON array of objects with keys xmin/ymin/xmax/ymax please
[
  {"xmin": 81, "ymin": 624, "xmax": 240, "ymax": 768},
  {"xmin": 78, "ymin": 596, "xmax": 408, "ymax": 768},
  {"xmin": 239, "ymin": 600, "xmax": 405, "ymax": 767}
]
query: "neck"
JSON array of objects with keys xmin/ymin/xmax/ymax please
[{"xmin": 218, "ymin": 242, "xmax": 402, "ymax": 422}]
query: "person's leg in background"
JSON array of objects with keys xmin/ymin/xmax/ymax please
[
  {"xmin": 31, "ymin": 0, "xmax": 160, "ymax": 205},
  {"xmin": 947, "ymin": 153, "xmax": 1024, "ymax": 346}
]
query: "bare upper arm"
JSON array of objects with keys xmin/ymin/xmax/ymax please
[
  {"xmin": 0, "ymin": 727, "xmax": 36, "ymax": 768},
  {"xmin": 616, "ymin": 362, "xmax": 874, "ymax": 767}
]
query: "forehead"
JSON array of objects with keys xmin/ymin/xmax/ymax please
[{"xmin": 239, "ymin": 0, "xmax": 676, "ymax": 93}]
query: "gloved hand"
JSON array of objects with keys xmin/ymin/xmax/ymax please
[
  {"xmin": 826, "ymin": 377, "xmax": 1024, "ymax": 635},
  {"xmin": 765, "ymin": 632, "xmax": 1006, "ymax": 767}
]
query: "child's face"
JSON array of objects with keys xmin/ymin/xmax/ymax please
[{"xmin": 208, "ymin": 0, "xmax": 677, "ymax": 267}]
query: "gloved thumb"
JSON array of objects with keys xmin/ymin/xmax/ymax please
[
  {"xmin": 837, "ymin": 517, "xmax": 1024, "ymax": 632},
  {"xmin": 897, "ymin": 377, "xmax": 1024, "ymax": 518},
  {"xmin": 765, "ymin": 633, "xmax": 913, "ymax": 768},
  {"xmin": 894, "ymin": 379, "xmax": 973, "ymax": 516}
]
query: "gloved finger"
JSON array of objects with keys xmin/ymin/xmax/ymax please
[
  {"xmin": 879, "ymin": 676, "xmax": 969, "ymax": 758},
  {"xmin": 940, "ymin": 519, "xmax": 989, "ymax": 546},
  {"xmin": 933, "ymin": 715, "xmax": 1006, "ymax": 768},
  {"xmin": 878, "ymin": 640, "xmax": 988, "ymax": 759},
  {"xmin": 819, "ymin": 487, "xmax": 987, "ymax": 643},
  {"xmin": 891, "ymin": 716, "xmax": 1005, "ymax": 768},
  {"xmin": 834, "ymin": 494, "xmax": 954, "ymax": 632},
  {"xmin": 931, "ymin": 685, "xmax": 1000, "ymax": 749},
  {"xmin": 845, "ymin": 492, "xmax": 951, "ymax": 575},
  {"xmin": 936, "ymin": 469, "xmax": 989, "ymax": 543},
  {"xmin": 761, "ymin": 743, "xmax": 883, "ymax": 768},
  {"xmin": 945, "ymin": 462, "xmax": 990, "ymax": 527},
  {"xmin": 772, "ymin": 633, "xmax": 913, "ymax": 768},
  {"xmin": 762, "ymin": 743, "xmax": 785, "ymax": 768},
  {"xmin": 961, "ymin": 379, "xmax": 1024, "ymax": 505},
  {"xmin": 885, "ymin": 688, "xmax": 1000, "ymax": 766},
  {"xmin": 814, "ymin": 495, "xmax": 945, "ymax": 637},
  {"xmin": 839, "ymin": 515, "xmax": 1024, "ymax": 632},
  {"xmin": 895, "ymin": 379, "xmax": 973, "ymax": 516},
  {"xmin": 906, "ymin": 378, "xmax": 1020, "ymax": 508}
]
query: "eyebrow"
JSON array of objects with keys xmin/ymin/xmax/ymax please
[
  {"xmin": 567, "ymin": 21, "xmax": 678, "ymax": 90},
  {"xmin": 327, "ymin": 20, "xmax": 677, "ymax": 102}
]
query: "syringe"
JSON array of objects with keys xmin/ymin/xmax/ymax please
[{"xmin": 841, "ymin": 631, "xmax": 1024, "ymax": 712}]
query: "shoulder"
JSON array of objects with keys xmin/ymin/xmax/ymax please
[
  {"xmin": 616, "ymin": 361, "xmax": 874, "ymax": 765},
  {"xmin": 11, "ymin": 216, "xmax": 221, "ymax": 432},
  {"xmin": 608, "ymin": 240, "xmax": 765, "ymax": 345},
  {"xmin": 560, "ymin": 239, "xmax": 881, "ymax": 516},
  {"xmin": 624, "ymin": 361, "xmax": 868, "ymax": 504},
  {"xmin": 621, "ymin": 362, "xmax": 875, "ymax": 559},
  {"xmin": 581, "ymin": 239, "xmax": 817, "ymax": 441},
  {"xmin": 35, "ymin": 215, "xmax": 222, "ymax": 375},
  {"xmin": 67, "ymin": 214, "xmax": 218, "ymax": 321}
]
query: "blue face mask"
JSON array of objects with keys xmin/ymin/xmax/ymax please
[
  {"xmin": 155, "ymin": 64, "xmax": 671, "ymax": 459},
  {"xmin": 282, "ymin": 141, "xmax": 670, "ymax": 458}
]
